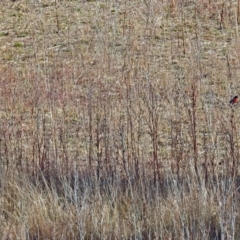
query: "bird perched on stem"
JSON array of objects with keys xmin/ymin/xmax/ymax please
[{"xmin": 229, "ymin": 96, "xmax": 238, "ymax": 105}]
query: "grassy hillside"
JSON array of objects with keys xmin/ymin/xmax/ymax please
[{"xmin": 1, "ymin": 0, "xmax": 240, "ymax": 239}]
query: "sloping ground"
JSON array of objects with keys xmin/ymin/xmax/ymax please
[
  {"xmin": 0, "ymin": 0, "xmax": 239, "ymax": 175},
  {"xmin": 0, "ymin": 1, "xmax": 240, "ymax": 239}
]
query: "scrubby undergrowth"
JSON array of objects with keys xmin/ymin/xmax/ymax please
[{"xmin": 1, "ymin": 0, "xmax": 240, "ymax": 239}]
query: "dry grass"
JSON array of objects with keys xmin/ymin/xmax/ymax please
[{"xmin": 1, "ymin": 0, "xmax": 240, "ymax": 239}]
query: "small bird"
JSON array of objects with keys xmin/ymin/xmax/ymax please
[{"xmin": 229, "ymin": 96, "xmax": 239, "ymax": 105}]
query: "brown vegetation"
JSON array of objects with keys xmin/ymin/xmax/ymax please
[{"xmin": 1, "ymin": 0, "xmax": 240, "ymax": 239}]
